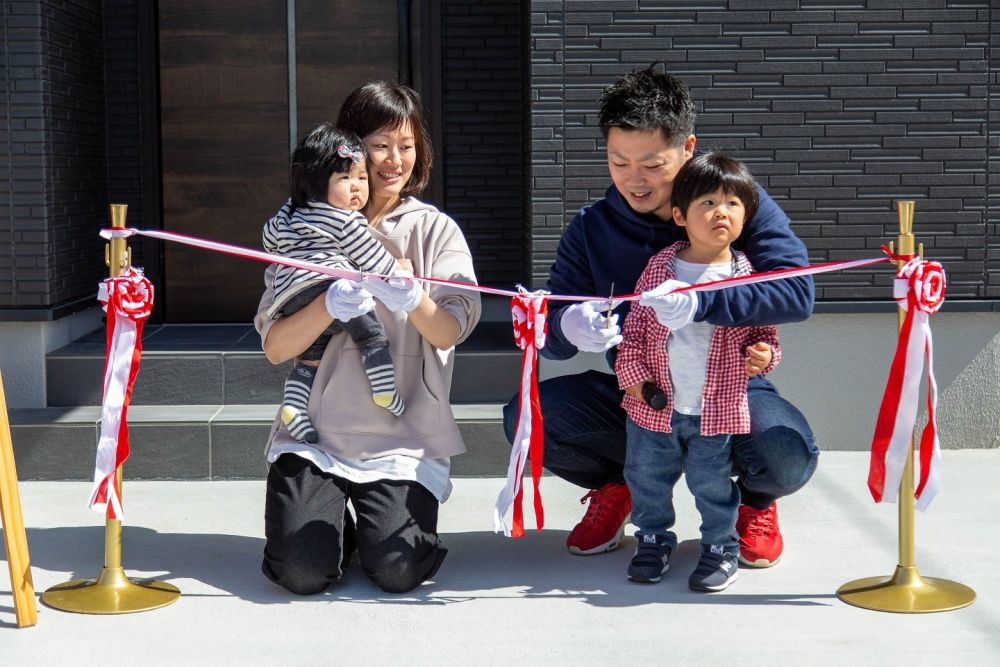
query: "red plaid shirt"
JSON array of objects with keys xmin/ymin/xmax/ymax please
[{"xmin": 616, "ymin": 242, "xmax": 781, "ymax": 436}]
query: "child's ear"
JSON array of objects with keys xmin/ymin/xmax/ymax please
[{"xmin": 672, "ymin": 206, "xmax": 686, "ymax": 225}]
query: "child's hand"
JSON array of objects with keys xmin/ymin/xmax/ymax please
[
  {"xmin": 624, "ymin": 381, "xmax": 648, "ymax": 401},
  {"xmin": 396, "ymin": 258, "xmax": 413, "ymax": 273},
  {"xmin": 745, "ymin": 342, "xmax": 773, "ymax": 378}
]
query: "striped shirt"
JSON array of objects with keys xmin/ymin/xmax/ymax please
[
  {"xmin": 263, "ymin": 200, "xmax": 398, "ymax": 317},
  {"xmin": 615, "ymin": 241, "xmax": 781, "ymax": 436}
]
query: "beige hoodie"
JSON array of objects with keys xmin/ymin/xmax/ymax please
[{"xmin": 255, "ymin": 197, "xmax": 482, "ymax": 460}]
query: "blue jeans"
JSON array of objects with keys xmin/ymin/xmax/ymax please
[
  {"xmin": 502, "ymin": 370, "xmax": 819, "ymax": 509},
  {"xmin": 625, "ymin": 414, "xmax": 739, "ymax": 550}
]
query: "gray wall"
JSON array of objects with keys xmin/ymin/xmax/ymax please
[
  {"xmin": 526, "ymin": 0, "xmax": 997, "ymax": 301},
  {"xmin": 542, "ymin": 312, "xmax": 1000, "ymax": 450}
]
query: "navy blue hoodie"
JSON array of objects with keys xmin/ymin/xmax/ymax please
[{"xmin": 543, "ymin": 184, "xmax": 815, "ymax": 362}]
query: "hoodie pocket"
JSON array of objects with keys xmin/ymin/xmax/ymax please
[{"xmin": 313, "ymin": 350, "xmax": 443, "ymax": 437}]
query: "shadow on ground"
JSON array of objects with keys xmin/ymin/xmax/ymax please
[{"xmin": 12, "ymin": 526, "xmax": 835, "ymax": 609}]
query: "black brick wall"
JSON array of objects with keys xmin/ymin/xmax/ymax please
[
  {"xmin": 0, "ymin": 0, "xmax": 144, "ymax": 313},
  {"xmin": 47, "ymin": 0, "xmax": 109, "ymax": 306},
  {"xmin": 989, "ymin": 1, "xmax": 999, "ymax": 297},
  {"xmin": 1, "ymin": 1, "xmax": 50, "ymax": 308},
  {"xmin": 103, "ymin": 0, "xmax": 146, "ymax": 254},
  {"xmin": 526, "ymin": 0, "xmax": 996, "ymax": 301},
  {"xmin": 442, "ymin": 0, "xmax": 524, "ymax": 286},
  {"xmin": 2, "ymin": 1, "xmax": 103, "ymax": 310}
]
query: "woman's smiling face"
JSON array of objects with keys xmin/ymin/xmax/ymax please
[{"xmin": 363, "ymin": 121, "xmax": 416, "ymax": 202}]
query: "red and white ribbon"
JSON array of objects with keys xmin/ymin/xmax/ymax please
[
  {"xmin": 868, "ymin": 259, "xmax": 946, "ymax": 511},
  {"xmin": 89, "ymin": 267, "xmax": 154, "ymax": 520},
  {"xmin": 105, "ymin": 229, "xmax": 961, "ymax": 522},
  {"xmin": 494, "ymin": 289, "xmax": 548, "ymax": 537},
  {"xmin": 105, "ymin": 227, "xmax": 891, "ymax": 302}
]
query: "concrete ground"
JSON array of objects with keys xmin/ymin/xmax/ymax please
[{"xmin": 2, "ymin": 451, "xmax": 998, "ymax": 665}]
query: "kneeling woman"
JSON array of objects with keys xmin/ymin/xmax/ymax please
[{"xmin": 255, "ymin": 81, "xmax": 481, "ymax": 594}]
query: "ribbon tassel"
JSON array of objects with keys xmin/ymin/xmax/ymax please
[
  {"xmin": 89, "ymin": 267, "xmax": 154, "ymax": 521},
  {"xmin": 494, "ymin": 290, "xmax": 548, "ymax": 537},
  {"xmin": 868, "ymin": 259, "xmax": 945, "ymax": 511}
]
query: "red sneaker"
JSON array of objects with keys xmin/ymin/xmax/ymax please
[
  {"xmin": 737, "ymin": 502, "xmax": 783, "ymax": 567},
  {"xmin": 566, "ymin": 482, "xmax": 632, "ymax": 555}
]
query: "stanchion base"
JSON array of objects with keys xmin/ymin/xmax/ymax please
[
  {"xmin": 41, "ymin": 566, "xmax": 180, "ymax": 614},
  {"xmin": 837, "ymin": 565, "xmax": 976, "ymax": 613}
]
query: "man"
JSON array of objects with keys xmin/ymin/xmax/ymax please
[{"xmin": 503, "ymin": 65, "xmax": 818, "ymax": 568}]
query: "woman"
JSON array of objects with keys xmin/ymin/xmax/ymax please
[{"xmin": 255, "ymin": 82, "xmax": 481, "ymax": 594}]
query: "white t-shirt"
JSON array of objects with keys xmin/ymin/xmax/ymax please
[
  {"xmin": 267, "ymin": 444, "xmax": 452, "ymax": 503},
  {"xmin": 667, "ymin": 257, "xmax": 737, "ymax": 415}
]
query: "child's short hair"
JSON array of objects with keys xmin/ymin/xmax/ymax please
[
  {"xmin": 289, "ymin": 123, "xmax": 367, "ymax": 209},
  {"xmin": 671, "ymin": 152, "xmax": 759, "ymax": 225}
]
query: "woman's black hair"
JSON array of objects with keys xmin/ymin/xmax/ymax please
[
  {"xmin": 336, "ymin": 81, "xmax": 433, "ymax": 197},
  {"xmin": 289, "ymin": 123, "xmax": 366, "ymax": 209},
  {"xmin": 599, "ymin": 64, "xmax": 696, "ymax": 145},
  {"xmin": 671, "ymin": 152, "xmax": 760, "ymax": 225}
]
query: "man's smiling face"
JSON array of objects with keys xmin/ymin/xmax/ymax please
[{"xmin": 606, "ymin": 127, "xmax": 696, "ymax": 222}]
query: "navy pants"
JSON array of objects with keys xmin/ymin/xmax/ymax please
[{"xmin": 502, "ymin": 370, "xmax": 818, "ymax": 510}]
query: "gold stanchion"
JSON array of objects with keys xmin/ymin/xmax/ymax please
[
  {"xmin": 41, "ymin": 204, "xmax": 180, "ymax": 614},
  {"xmin": 836, "ymin": 201, "xmax": 976, "ymax": 613}
]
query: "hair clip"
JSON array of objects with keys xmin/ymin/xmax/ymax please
[{"xmin": 337, "ymin": 144, "xmax": 365, "ymax": 164}]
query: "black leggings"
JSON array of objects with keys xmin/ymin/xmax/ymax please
[{"xmin": 262, "ymin": 454, "xmax": 446, "ymax": 594}]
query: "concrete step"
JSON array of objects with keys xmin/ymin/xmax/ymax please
[
  {"xmin": 46, "ymin": 322, "xmax": 522, "ymax": 407},
  {"xmin": 8, "ymin": 404, "xmax": 511, "ymax": 480}
]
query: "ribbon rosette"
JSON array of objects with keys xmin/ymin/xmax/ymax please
[
  {"xmin": 868, "ymin": 258, "xmax": 946, "ymax": 511},
  {"xmin": 89, "ymin": 267, "xmax": 154, "ymax": 520},
  {"xmin": 494, "ymin": 289, "xmax": 548, "ymax": 537}
]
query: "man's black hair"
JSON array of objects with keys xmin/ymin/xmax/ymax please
[
  {"xmin": 289, "ymin": 122, "xmax": 366, "ymax": 209},
  {"xmin": 599, "ymin": 64, "xmax": 696, "ymax": 144},
  {"xmin": 671, "ymin": 152, "xmax": 759, "ymax": 225}
]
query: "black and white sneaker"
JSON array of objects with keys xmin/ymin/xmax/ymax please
[
  {"xmin": 689, "ymin": 544, "xmax": 739, "ymax": 592},
  {"xmin": 627, "ymin": 533, "xmax": 672, "ymax": 583}
]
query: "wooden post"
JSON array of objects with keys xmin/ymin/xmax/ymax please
[{"xmin": 0, "ymin": 370, "xmax": 38, "ymax": 628}]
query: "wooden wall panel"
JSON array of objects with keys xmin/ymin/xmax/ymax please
[
  {"xmin": 158, "ymin": 1, "xmax": 289, "ymax": 321},
  {"xmin": 157, "ymin": 1, "xmax": 410, "ymax": 322},
  {"xmin": 294, "ymin": 1, "xmax": 398, "ymax": 141}
]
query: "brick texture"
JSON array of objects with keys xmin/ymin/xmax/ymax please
[
  {"xmin": 526, "ymin": 0, "xmax": 995, "ymax": 302},
  {"xmin": 103, "ymin": 0, "xmax": 146, "ymax": 262},
  {"xmin": 0, "ymin": 0, "xmax": 144, "ymax": 312},
  {"xmin": 988, "ymin": 0, "xmax": 999, "ymax": 297},
  {"xmin": 442, "ymin": 0, "xmax": 525, "ymax": 286}
]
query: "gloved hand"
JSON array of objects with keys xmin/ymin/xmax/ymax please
[
  {"xmin": 324, "ymin": 279, "xmax": 375, "ymax": 322},
  {"xmin": 639, "ymin": 279, "xmax": 698, "ymax": 330},
  {"xmin": 361, "ymin": 269, "xmax": 423, "ymax": 312},
  {"xmin": 559, "ymin": 301, "xmax": 623, "ymax": 353}
]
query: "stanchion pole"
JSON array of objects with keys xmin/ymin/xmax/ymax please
[
  {"xmin": 836, "ymin": 200, "xmax": 976, "ymax": 613},
  {"xmin": 0, "ymin": 370, "xmax": 38, "ymax": 628},
  {"xmin": 41, "ymin": 204, "xmax": 180, "ymax": 614}
]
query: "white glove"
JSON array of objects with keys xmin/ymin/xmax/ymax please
[
  {"xmin": 324, "ymin": 279, "xmax": 375, "ymax": 322},
  {"xmin": 639, "ymin": 279, "xmax": 698, "ymax": 330},
  {"xmin": 559, "ymin": 301, "xmax": 622, "ymax": 353},
  {"xmin": 361, "ymin": 270, "xmax": 423, "ymax": 312}
]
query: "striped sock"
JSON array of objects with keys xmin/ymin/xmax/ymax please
[
  {"xmin": 363, "ymin": 347, "xmax": 405, "ymax": 417},
  {"xmin": 280, "ymin": 362, "xmax": 319, "ymax": 443}
]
